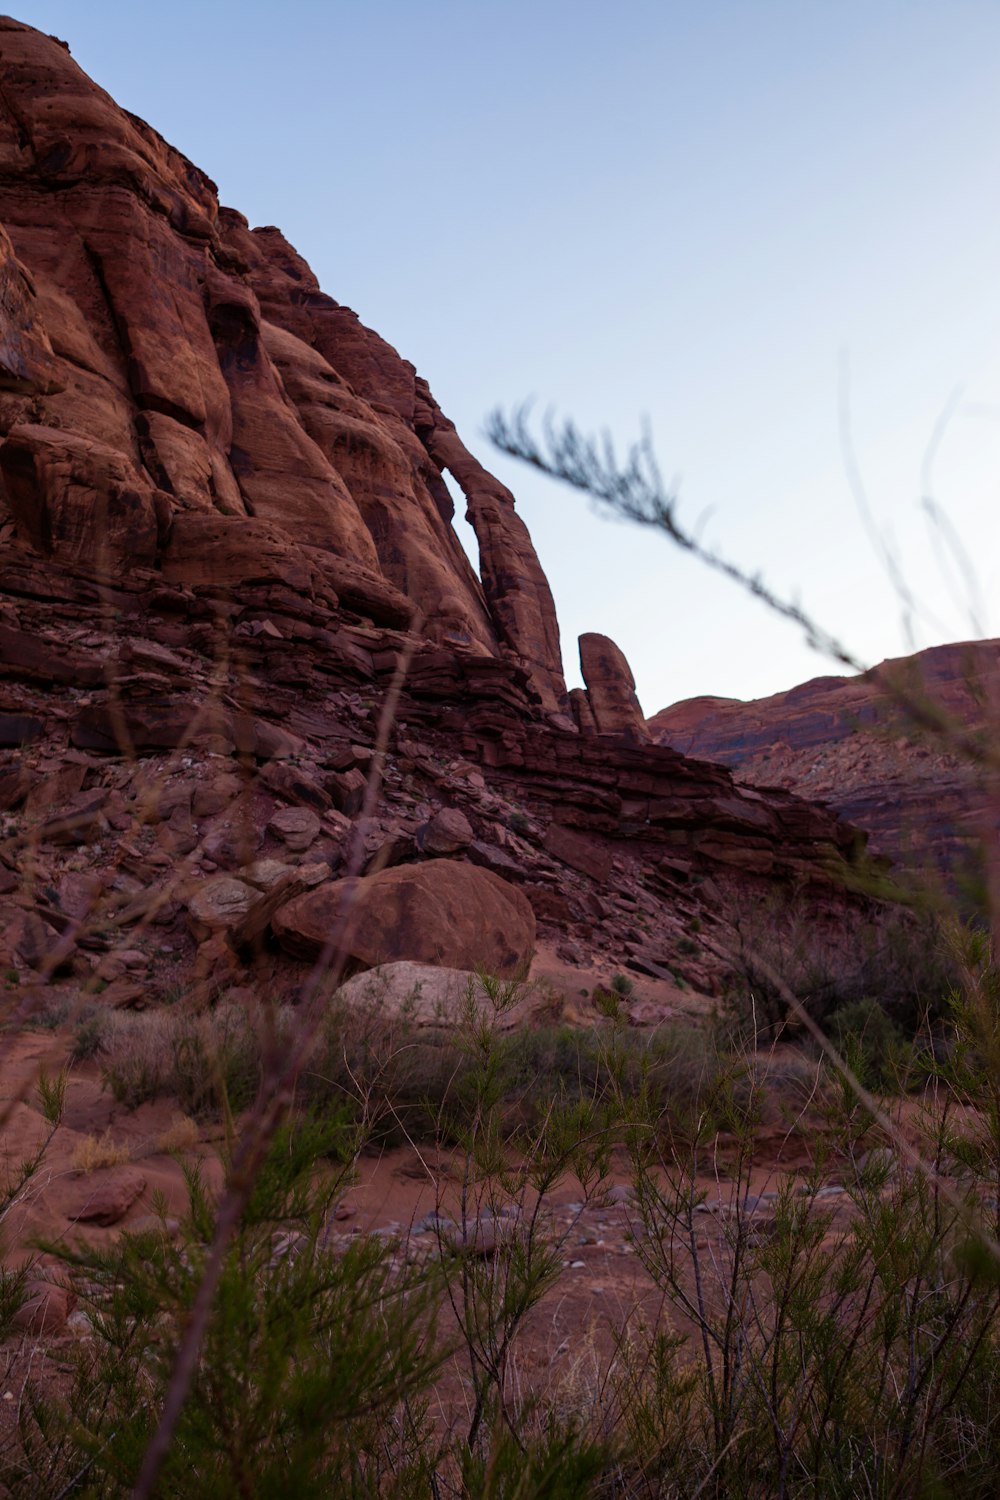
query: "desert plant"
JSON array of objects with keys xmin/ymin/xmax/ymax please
[
  {"xmin": 0, "ymin": 1072, "xmax": 69, "ymax": 1350},
  {"xmin": 70, "ymin": 1005, "xmax": 107, "ymax": 1062},
  {"xmin": 429, "ymin": 972, "xmax": 622, "ymax": 1468},
  {"xmin": 3, "ymin": 1113, "xmax": 446, "ymax": 1499},
  {"xmin": 719, "ymin": 893, "xmax": 957, "ymax": 1045},
  {"xmin": 72, "ymin": 1129, "xmax": 132, "ymax": 1175},
  {"xmin": 99, "ymin": 1002, "xmax": 276, "ymax": 1117},
  {"xmin": 826, "ymin": 995, "xmax": 913, "ymax": 1091},
  {"xmin": 606, "ymin": 1017, "xmax": 1000, "ymax": 1498}
]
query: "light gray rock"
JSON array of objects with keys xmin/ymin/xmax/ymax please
[
  {"xmin": 333, "ymin": 961, "xmax": 551, "ymax": 1031},
  {"xmin": 186, "ymin": 876, "xmax": 257, "ymax": 938}
]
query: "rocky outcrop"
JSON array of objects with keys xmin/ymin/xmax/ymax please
[
  {"xmin": 0, "ymin": 17, "xmax": 557, "ymax": 692},
  {"xmin": 273, "ymin": 860, "xmax": 537, "ymax": 977},
  {"xmin": 414, "ymin": 381, "xmax": 567, "ymax": 712},
  {"xmin": 577, "ymin": 633, "xmax": 650, "ymax": 744},
  {"xmin": 0, "ymin": 223, "xmax": 61, "ymax": 393},
  {"xmin": 649, "ymin": 640, "xmax": 1000, "ymax": 877},
  {"xmin": 0, "ymin": 20, "xmax": 900, "ymax": 1019}
]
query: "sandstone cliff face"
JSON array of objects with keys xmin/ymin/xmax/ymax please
[
  {"xmin": 0, "ymin": 221, "xmax": 60, "ymax": 393},
  {"xmin": 649, "ymin": 640, "xmax": 1000, "ymax": 879},
  {"xmin": 0, "ymin": 19, "xmax": 894, "ymax": 1016},
  {"xmin": 0, "ymin": 17, "xmax": 565, "ymax": 704}
]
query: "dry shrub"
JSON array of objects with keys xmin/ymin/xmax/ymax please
[
  {"xmin": 99, "ymin": 1001, "xmax": 284, "ymax": 1117},
  {"xmin": 153, "ymin": 1114, "xmax": 200, "ymax": 1155},
  {"xmin": 723, "ymin": 893, "xmax": 958, "ymax": 1041},
  {"xmin": 72, "ymin": 1129, "xmax": 131, "ymax": 1174},
  {"xmin": 298, "ymin": 996, "xmax": 469, "ymax": 1146}
]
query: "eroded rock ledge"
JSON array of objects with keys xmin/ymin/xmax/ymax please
[{"xmin": 0, "ymin": 19, "xmax": 896, "ymax": 1012}]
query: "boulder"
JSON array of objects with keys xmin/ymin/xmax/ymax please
[
  {"xmin": 157, "ymin": 805, "xmax": 198, "ymax": 855},
  {"xmin": 466, "ymin": 841, "xmax": 525, "ymax": 881},
  {"xmin": 417, "ymin": 807, "xmax": 474, "ymax": 856},
  {"xmin": 12, "ymin": 1278, "xmax": 75, "ymax": 1335},
  {"xmin": 201, "ymin": 819, "xmax": 262, "ymax": 869},
  {"xmin": 239, "ymin": 858, "xmax": 328, "ymax": 891},
  {"xmin": 326, "ymin": 767, "xmax": 366, "ymax": 816},
  {"xmin": 333, "ymin": 961, "xmax": 550, "ymax": 1029},
  {"xmin": 186, "ymin": 877, "xmax": 258, "ymax": 939},
  {"xmin": 56, "ymin": 872, "xmax": 106, "ymax": 921},
  {"xmin": 66, "ymin": 1167, "xmax": 146, "ymax": 1227},
  {"xmin": 0, "ymin": 762, "xmax": 34, "ymax": 810},
  {"xmin": 11, "ymin": 909, "xmax": 70, "ymax": 973},
  {"xmin": 268, "ymin": 806, "xmax": 321, "ymax": 852},
  {"xmin": 273, "ymin": 859, "xmax": 535, "ymax": 976},
  {"xmin": 192, "ymin": 772, "xmax": 243, "ymax": 818},
  {"xmin": 37, "ymin": 788, "xmax": 109, "ymax": 846},
  {"xmin": 259, "ymin": 762, "xmax": 332, "ymax": 811}
]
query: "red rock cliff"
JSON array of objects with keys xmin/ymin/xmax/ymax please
[
  {"xmin": 0, "ymin": 17, "xmax": 567, "ymax": 709},
  {"xmin": 649, "ymin": 640, "xmax": 1000, "ymax": 879},
  {"xmin": 0, "ymin": 19, "xmax": 897, "ymax": 1013}
]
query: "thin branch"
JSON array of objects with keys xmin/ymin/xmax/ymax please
[
  {"xmin": 487, "ymin": 404, "xmax": 1000, "ymax": 774},
  {"xmin": 130, "ymin": 616, "xmax": 423, "ymax": 1500}
]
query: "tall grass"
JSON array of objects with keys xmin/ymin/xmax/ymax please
[{"xmin": 4, "ymin": 949, "xmax": 1000, "ymax": 1496}]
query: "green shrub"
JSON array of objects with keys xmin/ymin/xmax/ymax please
[
  {"xmin": 826, "ymin": 995, "xmax": 914, "ymax": 1090},
  {"xmin": 4, "ymin": 1117, "xmax": 443, "ymax": 1498},
  {"xmin": 70, "ymin": 1005, "xmax": 106, "ymax": 1062},
  {"xmin": 723, "ymin": 897, "xmax": 958, "ymax": 1042},
  {"xmin": 7, "ymin": 951, "xmax": 1000, "ymax": 1494}
]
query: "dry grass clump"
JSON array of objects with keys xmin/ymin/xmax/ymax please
[
  {"xmin": 72, "ymin": 1129, "xmax": 132, "ymax": 1174},
  {"xmin": 98, "ymin": 1001, "xmax": 285, "ymax": 1118},
  {"xmin": 153, "ymin": 1114, "xmax": 201, "ymax": 1155}
]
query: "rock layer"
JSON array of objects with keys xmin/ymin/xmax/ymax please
[{"xmin": 649, "ymin": 640, "xmax": 1000, "ymax": 878}]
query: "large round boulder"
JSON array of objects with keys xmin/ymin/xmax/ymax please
[{"xmin": 272, "ymin": 859, "xmax": 535, "ymax": 977}]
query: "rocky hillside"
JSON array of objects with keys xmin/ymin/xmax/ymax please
[
  {"xmin": 0, "ymin": 18, "xmax": 890, "ymax": 1017},
  {"xmin": 649, "ymin": 640, "xmax": 1000, "ymax": 883}
]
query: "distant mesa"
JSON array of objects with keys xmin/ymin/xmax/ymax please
[{"xmin": 649, "ymin": 639, "xmax": 1000, "ymax": 882}]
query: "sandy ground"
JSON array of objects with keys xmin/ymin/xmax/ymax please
[{"xmin": 0, "ymin": 943, "xmax": 871, "ymax": 1469}]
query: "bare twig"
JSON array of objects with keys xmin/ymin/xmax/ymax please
[{"xmin": 130, "ymin": 615, "xmax": 423, "ymax": 1500}]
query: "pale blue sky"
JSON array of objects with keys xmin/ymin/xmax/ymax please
[{"xmin": 15, "ymin": 1, "xmax": 1000, "ymax": 711}]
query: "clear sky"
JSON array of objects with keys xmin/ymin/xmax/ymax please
[{"xmin": 14, "ymin": 1, "xmax": 1000, "ymax": 712}]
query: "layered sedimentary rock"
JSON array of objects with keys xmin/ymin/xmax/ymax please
[
  {"xmin": 414, "ymin": 381, "xmax": 567, "ymax": 713},
  {"xmin": 649, "ymin": 641, "xmax": 1000, "ymax": 876},
  {"xmin": 0, "ymin": 222, "xmax": 60, "ymax": 393},
  {"xmin": 0, "ymin": 18, "xmax": 559, "ymax": 702},
  {"xmin": 0, "ymin": 20, "xmax": 897, "ymax": 1013}
]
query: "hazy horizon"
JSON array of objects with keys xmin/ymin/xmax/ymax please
[{"xmin": 14, "ymin": 1, "xmax": 1000, "ymax": 713}]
